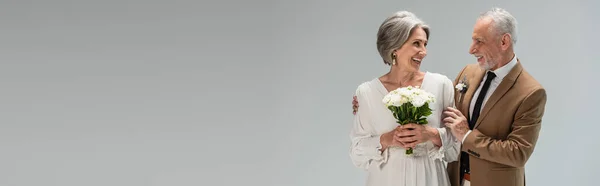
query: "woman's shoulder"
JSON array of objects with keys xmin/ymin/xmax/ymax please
[
  {"xmin": 354, "ymin": 78, "xmax": 380, "ymax": 96},
  {"xmin": 425, "ymin": 71, "xmax": 453, "ymax": 85}
]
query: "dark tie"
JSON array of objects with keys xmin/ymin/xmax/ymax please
[
  {"xmin": 470, "ymin": 71, "xmax": 496, "ymax": 128},
  {"xmin": 460, "ymin": 71, "xmax": 496, "ymax": 183}
]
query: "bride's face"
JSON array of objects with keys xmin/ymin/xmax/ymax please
[{"xmin": 393, "ymin": 27, "xmax": 428, "ymax": 71}]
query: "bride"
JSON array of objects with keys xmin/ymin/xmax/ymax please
[{"xmin": 350, "ymin": 11, "xmax": 460, "ymax": 186}]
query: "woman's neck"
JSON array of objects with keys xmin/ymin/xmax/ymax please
[{"xmin": 384, "ymin": 68, "xmax": 420, "ymax": 85}]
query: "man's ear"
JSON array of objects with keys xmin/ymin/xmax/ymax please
[{"xmin": 501, "ymin": 33, "xmax": 512, "ymax": 50}]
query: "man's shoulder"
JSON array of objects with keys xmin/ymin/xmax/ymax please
[
  {"xmin": 453, "ymin": 64, "xmax": 481, "ymax": 78},
  {"xmin": 462, "ymin": 64, "xmax": 482, "ymax": 74},
  {"xmin": 451, "ymin": 64, "xmax": 481, "ymax": 82},
  {"xmin": 516, "ymin": 68, "xmax": 545, "ymax": 93}
]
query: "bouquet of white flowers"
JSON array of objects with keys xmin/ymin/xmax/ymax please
[{"xmin": 382, "ymin": 86, "xmax": 436, "ymax": 155}]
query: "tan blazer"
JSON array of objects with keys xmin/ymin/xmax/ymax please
[{"xmin": 447, "ymin": 60, "xmax": 547, "ymax": 186}]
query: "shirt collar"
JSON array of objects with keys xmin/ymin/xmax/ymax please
[{"xmin": 490, "ymin": 54, "xmax": 517, "ymax": 81}]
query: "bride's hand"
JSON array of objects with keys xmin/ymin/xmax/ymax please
[
  {"xmin": 380, "ymin": 126, "xmax": 408, "ymax": 150},
  {"xmin": 396, "ymin": 124, "xmax": 438, "ymax": 148}
]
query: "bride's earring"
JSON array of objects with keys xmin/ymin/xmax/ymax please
[{"xmin": 392, "ymin": 53, "xmax": 397, "ymax": 65}]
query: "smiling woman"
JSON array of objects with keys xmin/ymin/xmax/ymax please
[{"xmin": 349, "ymin": 10, "xmax": 460, "ymax": 186}]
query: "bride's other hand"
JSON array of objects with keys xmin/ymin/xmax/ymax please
[
  {"xmin": 396, "ymin": 124, "xmax": 439, "ymax": 148},
  {"xmin": 380, "ymin": 126, "xmax": 409, "ymax": 151}
]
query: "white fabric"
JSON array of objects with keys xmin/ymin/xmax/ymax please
[
  {"xmin": 463, "ymin": 54, "xmax": 518, "ymax": 143},
  {"xmin": 350, "ymin": 72, "xmax": 460, "ymax": 186},
  {"xmin": 462, "ymin": 180, "xmax": 471, "ymax": 186}
]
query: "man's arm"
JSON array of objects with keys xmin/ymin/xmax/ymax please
[
  {"xmin": 453, "ymin": 66, "xmax": 470, "ymax": 142},
  {"xmin": 461, "ymin": 88, "xmax": 547, "ymax": 167}
]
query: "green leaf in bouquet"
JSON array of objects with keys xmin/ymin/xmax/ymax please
[
  {"xmin": 417, "ymin": 103, "xmax": 433, "ymax": 117},
  {"xmin": 388, "ymin": 106, "xmax": 397, "ymax": 120},
  {"xmin": 405, "ymin": 104, "xmax": 412, "ymax": 120},
  {"xmin": 413, "ymin": 107, "xmax": 419, "ymax": 120},
  {"xmin": 399, "ymin": 106, "xmax": 406, "ymax": 121}
]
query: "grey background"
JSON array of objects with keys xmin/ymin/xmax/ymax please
[{"xmin": 0, "ymin": 0, "xmax": 598, "ymax": 185}]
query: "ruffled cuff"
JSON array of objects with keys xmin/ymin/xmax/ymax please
[
  {"xmin": 369, "ymin": 135, "xmax": 389, "ymax": 169},
  {"xmin": 428, "ymin": 143, "xmax": 446, "ymax": 161},
  {"xmin": 427, "ymin": 128, "xmax": 452, "ymax": 161},
  {"xmin": 373, "ymin": 145, "xmax": 390, "ymax": 169}
]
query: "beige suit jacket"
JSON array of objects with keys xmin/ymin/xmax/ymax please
[{"xmin": 447, "ymin": 60, "xmax": 547, "ymax": 186}]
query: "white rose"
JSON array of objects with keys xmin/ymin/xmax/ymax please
[
  {"xmin": 455, "ymin": 83, "xmax": 466, "ymax": 91},
  {"xmin": 395, "ymin": 88, "xmax": 406, "ymax": 97},
  {"xmin": 411, "ymin": 95, "xmax": 426, "ymax": 107},
  {"xmin": 390, "ymin": 94, "xmax": 405, "ymax": 107},
  {"xmin": 423, "ymin": 92, "xmax": 435, "ymax": 103},
  {"xmin": 382, "ymin": 94, "xmax": 392, "ymax": 106},
  {"xmin": 406, "ymin": 87, "xmax": 417, "ymax": 95},
  {"xmin": 400, "ymin": 95, "xmax": 409, "ymax": 105}
]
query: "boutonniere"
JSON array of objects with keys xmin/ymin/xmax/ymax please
[
  {"xmin": 455, "ymin": 75, "xmax": 469, "ymax": 103},
  {"xmin": 455, "ymin": 75, "xmax": 468, "ymax": 93}
]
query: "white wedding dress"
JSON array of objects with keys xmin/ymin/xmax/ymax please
[{"xmin": 350, "ymin": 72, "xmax": 460, "ymax": 186}]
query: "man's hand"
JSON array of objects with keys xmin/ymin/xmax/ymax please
[
  {"xmin": 352, "ymin": 96, "xmax": 359, "ymax": 115},
  {"xmin": 443, "ymin": 107, "xmax": 470, "ymax": 142},
  {"xmin": 395, "ymin": 124, "xmax": 438, "ymax": 148}
]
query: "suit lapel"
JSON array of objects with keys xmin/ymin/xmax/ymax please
[
  {"xmin": 474, "ymin": 61, "xmax": 523, "ymax": 129},
  {"xmin": 461, "ymin": 67, "xmax": 486, "ymax": 120}
]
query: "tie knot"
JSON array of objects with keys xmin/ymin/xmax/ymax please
[{"xmin": 487, "ymin": 71, "xmax": 497, "ymax": 79}]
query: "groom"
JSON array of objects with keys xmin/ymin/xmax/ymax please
[
  {"xmin": 441, "ymin": 7, "xmax": 547, "ymax": 186},
  {"xmin": 352, "ymin": 8, "xmax": 547, "ymax": 186}
]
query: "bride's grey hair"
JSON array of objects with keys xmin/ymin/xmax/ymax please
[{"xmin": 376, "ymin": 11, "xmax": 429, "ymax": 65}]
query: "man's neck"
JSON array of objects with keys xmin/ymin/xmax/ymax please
[{"xmin": 490, "ymin": 53, "xmax": 515, "ymax": 71}]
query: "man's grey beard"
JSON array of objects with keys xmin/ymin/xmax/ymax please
[{"xmin": 479, "ymin": 60, "xmax": 496, "ymax": 71}]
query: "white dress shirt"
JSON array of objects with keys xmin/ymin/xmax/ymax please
[{"xmin": 462, "ymin": 55, "xmax": 518, "ymax": 143}]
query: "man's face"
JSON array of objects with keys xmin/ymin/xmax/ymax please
[{"xmin": 469, "ymin": 17, "xmax": 503, "ymax": 70}]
